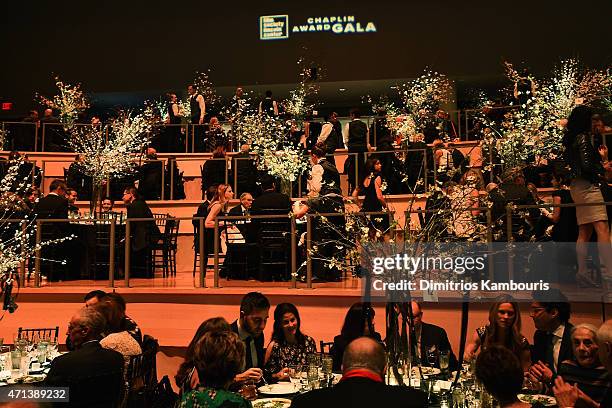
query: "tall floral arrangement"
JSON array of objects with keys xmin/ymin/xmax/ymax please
[
  {"xmin": 193, "ymin": 70, "xmax": 221, "ymax": 112},
  {"xmin": 67, "ymin": 107, "xmax": 158, "ymax": 211},
  {"xmin": 36, "ymin": 76, "xmax": 89, "ymax": 130},
  {"xmin": 0, "ymin": 160, "xmax": 73, "ymax": 313},
  {"xmin": 234, "ymin": 114, "xmax": 308, "ymax": 184}
]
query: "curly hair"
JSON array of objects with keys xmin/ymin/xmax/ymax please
[{"xmin": 194, "ymin": 331, "xmax": 245, "ymax": 389}]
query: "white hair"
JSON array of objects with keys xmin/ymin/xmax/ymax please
[{"xmin": 571, "ymin": 323, "xmax": 599, "ymax": 340}]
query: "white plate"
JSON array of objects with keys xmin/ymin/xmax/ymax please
[
  {"xmin": 253, "ymin": 398, "xmax": 292, "ymax": 408},
  {"xmin": 258, "ymin": 383, "xmax": 300, "ymax": 395},
  {"xmin": 517, "ymin": 394, "xmax": 556, "ymax": 407}
]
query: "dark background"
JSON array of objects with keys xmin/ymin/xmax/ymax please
[{"xmin": 2, "ymin": 0, "xmax": 611, "ymax": 115}]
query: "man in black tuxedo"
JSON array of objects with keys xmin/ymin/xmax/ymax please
[
  {"xmin": 234, "ymin": 144, "xmax": 259, "ymax": 197},
  {"xmin": 290, "ymin": 337, "xmax": 427, "ymax": 408},
  {"xmin": 228, "ymin": 192, "xmax": 255, "ymax": 242},
  {"xmin": 406, "ymin": 301, "xmax": 458, "ymax": 371},
  {"xmin": 250, "ymin": 175, "xmax": 291, "ymax": 214},
  {"xmin": 45, "ymin": 306, "xmax": 124, "ymax": 407},
  {"xmin": 34, "ymin": 179, "xmax": 70, "ymax": 281},
  {"xmin": 231, "ymin": 292, "xmax": 269, "ymax": 384},
  {"xmin": 123, "ymin": 186, "xmax": 161, "ymax": 278},
  {"xmin": 528, "ymin": 290, "xmax": 573, "ymax": 387}
]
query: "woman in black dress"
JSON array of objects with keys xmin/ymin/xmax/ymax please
[{"xmin": 351, "ymin": 158, "xmax": 389, "ymax": 239}]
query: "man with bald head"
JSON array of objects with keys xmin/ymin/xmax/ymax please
[
  {"xmin": 45, "ymin": 307, "xmax": 124, "ymax": 407},
  {"xmin": 290, "ymin": 337, "xmax": 426, "ymax": 408}
]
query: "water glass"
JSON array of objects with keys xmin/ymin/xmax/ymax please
[
  {"xmin": 288, "ymin": 364, "xmax": 302, "ymax": 384},
  {"xmin": 307, "ymin": 365, "xmax": 319, "ymax": 390},
  {"xmin": 321, "ymin": 355, "xmax": 333, "ymax": 375},
  {"xmin": 307, "ymin": 353, "xmax": 321, "ymax": 368},
  {"xmin": 36, "ymin": 344, "xmax": 47, "ymax": 364}
]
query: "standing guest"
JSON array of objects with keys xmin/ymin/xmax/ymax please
[
  {"xmin": 351, "ymin": 158, "xmax": 389, "ymax": 239},
  {"xmin": 563, "ymin": 105, "xmax": 611, "ymax": 287},
  {"xmin": 290, "ymin": 337, "xmax": 427, "ymax": 408},
  {"xmin": 201, "ymin": 146, "xmax": 229, "ymax": 195},
  {"xmin": 187, "ymin": 84, "xmax": 206, "ymax": 152},
  {"xmin": 402, "ymin": 301, "xmax": 458, "ymax": 371},
  {"xmin": 123, "ymin": 186, "xmax": 161, "ymax": 278},
  {"xmin": 19, "ymin": 110, "xmax": 39, "ymax": 151},
  {"xmin": 165, "ymin": 93, "xmax": 183, "ymax": 152},
  {"xmin": 264, "ymin": 303, "xmax": 317, "ymax": 381},
  {"xmin": 528, "ymin": 290, "xmax": 573, "ymax": 384},
  {"xmin": 180, "ymin": 331, "xmax": 251, "ymax": 408},
  {"xmin": 258, "ymin": 90, "xmax": 279, "ymax": 117},
  {"xmin": 205, "ymin": 117, "xmax": 226, "ymax": 152},
  {"xmin": 554, "ymin": 320, "xmax": 612, "ymax": 408},
  {"xmin": 231, "ymin": 292, "xmax": 270, "ymax": 383},
  {"xmin": 343, "ymin": 108, "xmax": 369, "ymax": 194},
  {"xmin": 45, "ymin": 307, "xmax": 124, "ymax": 408},
  {"xmin": 475, "ymin": 346, "xmax": 532, "ymax": 408},
  {"xmin": 175, "ymin": 317, "xmax": 231, "ymax": 394},
  {"xmin": 404, "ymin": 133, "xmax": 429, "ymax": 193},
  {"xmin": 465, "ymin": 297, "xmax": 531, "ymax": 370},
  {"xmin": 330, "ymin": 303, "xmax": 382, "ymax": 372},
  {"xmin": 66, "ymin": 188, "xmax": 78, "ymax": 216},
  {"xmin": 317, "ymin": 115, "xmax": 340, "ymax": 167},
  {"xmin": 307, "ymin": 143, "xmax": 342, "ymax": 197}
]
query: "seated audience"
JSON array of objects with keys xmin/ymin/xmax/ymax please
[
  {"xmin": 234, "ymin": 144, "xmax": 259, "ymax": 197},
  {"xmin": 529, "ymin": 291, "xmax": 573, "ymax": 384},
  {"xmin": 45, "ymin": 307, "xmax": 124, "ymax": 408},
  {"xmin": 66, "ymin": 188, "xmax": 78, "ymax": 215},
  {"xmin": 138, "ymin": 148, "xmax": 163, "ymax": 200},
  {"xmin": 404, "ymin": 301, "xmax": 458, "ymax": 371},
  {"xmin": 231, "ymin": 292, "xmax": 270, "ymax": 383},
  {"xmin": 92, "ymin": 296, "xmax": 142, "ymax": 368},
  {"xmin": 250, "ymin": 174, "xmax": 291, "ymax": 214},
  {"xmin": 175, "ymin": 317, "xmax": 231, "ymax": 394},
  {"xmin": 475, "ymin": 345, "xmax": 531, "ymax": 408},
  {"xmin": 179, "ymin": 331, "xmax": 251, "ymax": 408},
  {"xmin": 466, "ymin": 297, "xmax": 531, "ymax": 370},
  {"xmin": 264, "ymin": 303, "xmax": 317, "ymax": 381},
  {"xmin": 101, "ymin": 198, "xmax": 114, "ymax": 213},
  {"xmin": 123, "ymin": 186, "xmax": 161, "ymax": 278},
  {"xmin": 85, "ymin": 290, "xmax": 143, "ymax": 345},
  {"xmin": 330, "ymin": 303, "xmax": 382, "ymax": 372},
  {"xmin": 290, "ymin": 337, "xmax": 427, "ymax": 408},
  {"xmin": 552, "ymin": 324, "xmax": 610, "ymax": 405}
]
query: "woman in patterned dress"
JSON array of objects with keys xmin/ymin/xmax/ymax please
[{"xmin": 264, "ymin": 303, "xmax": 316, "ymax": 381}]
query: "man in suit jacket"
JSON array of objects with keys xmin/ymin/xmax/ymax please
[
  {"xmin": 45, "ymin": 306, "xmax": 124, "ymax": 408},
  {"xmin": 250, "ymin": 174, "xmax": 291, "ymax": 214},
  {"xmin": 528, "ymin": 290, "xmax": 573, "ymax": 386},
  {"xmin": 290, "ymin": 337, "xmax": 427, "ymax": 408},
  {"xmin": 123, "ymin": 186, "xmax": 161, "ymax": 278},
  {"xmin": 407, "ymin": 301, "xmax": 459, "ymax": 371},
  {"xmin": 137, "ymin": 148, "xmax": 163, "ymax": 200},
  {"xmin": 228, "ymin": 192, "xmax": 255, "ymax": 242},
  {"xmin": 34, "ymin": 179, "xmax": 70, "ymax": 281},
  {"xmin": 231, "ymin": 292, "xmax": 270, "ymax": 384}
]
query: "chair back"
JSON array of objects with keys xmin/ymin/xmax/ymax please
[
  {"xmin": 126, "ymin": 335, "xmax": 159, "ymax": 407},
  {"xmin": 320, "ymin": 340, "xmax": 334, "ymax": 354},
  {"xmin": 152, "ymin": 213, "xmax": 168, "ymax": 231},
  {"xmin": 163, "ymin": 217, "xmax": 180, "ymax": 246},
  {"xmin": 17, "ymin": 326, "xmax": 59, "ymax": 343}
]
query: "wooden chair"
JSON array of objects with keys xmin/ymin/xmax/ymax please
[
  {"xmin": 125, "ymin": 335, "xmax": 159, "ymax": 407},
  {"xmin": 17, "ymin": 326, "xmax": 59, "ymax": 343},
  {"xmin": 319, "ymin": 340, "xmax": 334, "ymax": 355}
]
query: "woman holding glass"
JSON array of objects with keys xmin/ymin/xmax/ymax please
[{"xmin": 264, "ymin": 303, "xmax": 316, "ymax": 381}]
